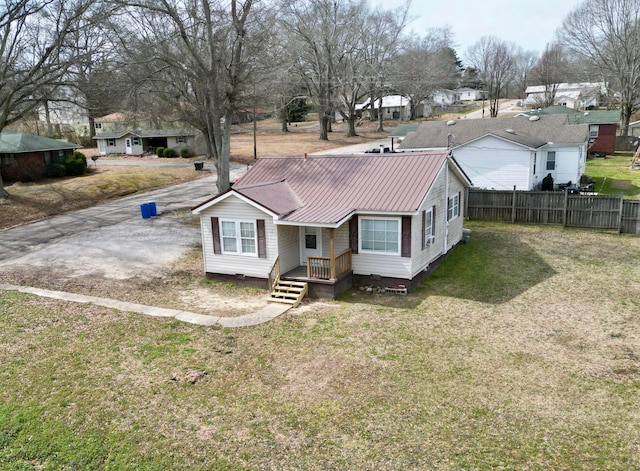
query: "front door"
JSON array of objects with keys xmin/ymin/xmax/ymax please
[
  {"xmin": 300, "ymin": 226, "xmax": 322, "ymax": 265},
  {"xmin": 125, "ymin": 138, "xmax": 133, "ymax": 154}
]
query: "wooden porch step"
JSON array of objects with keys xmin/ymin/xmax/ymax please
[{"xmin": 268, "ymin": 281, "xmax": 308, "ymax": 308}]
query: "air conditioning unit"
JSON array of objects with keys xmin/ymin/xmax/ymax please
[{"xmin": 426, "ymin": 235, "xmax": 435, "ymax": 245}]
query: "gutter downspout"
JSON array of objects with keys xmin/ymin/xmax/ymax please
[{"xmin": 444, "ymin": 152, "xmax": 450, "ymax": 254}]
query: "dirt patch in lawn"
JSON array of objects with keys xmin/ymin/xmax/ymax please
[{"xmin": 612, "ymin": 179, "xmax": 633, "ymax": 189}]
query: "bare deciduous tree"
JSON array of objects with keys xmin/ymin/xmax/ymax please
[
  {"xmin": 529, "ymin": 43, "xmax": 571, "ymax": 107},
  {"xmin": 0, "ymin": 0, "xmax": 97, "ymax": 197},
  {"xmin": 466, "ymin": 36, "xmax": 518, "ymax": 118},
  {"xmin": 282, "ymin": 0, "xmax": 355, "ymax": 140},
  {"xmin": 118, "ymin": 0, "xmax": 268, "ymax": 192},
  {"xmin": 559, "ymin": 0, "xmax": 640, "ymax": 136},
  {"xmin": 393, "ymin": 27, "xmax": 461, "ymax": 121}
]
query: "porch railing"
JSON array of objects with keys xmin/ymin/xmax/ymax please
[
  {"xmin": 307, "ymin": 248, "xmax": 352, "ymax": 280},
  {"xmin": 268, "ymin": 256, "xmax": 280, "ymax": 291}
]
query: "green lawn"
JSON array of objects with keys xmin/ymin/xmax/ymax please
[
  {"xmin": 585, "ymin": 151, "xmax": 640, "ymax": 199},
  {"xmin": 1, "ymin": 222, "xmax": 640, "ymax": 469}
]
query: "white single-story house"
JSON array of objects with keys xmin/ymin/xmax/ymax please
[
  {"xmin": 191, "ymin": 152, "xmax": 472, "ymax": 298},
  {"xmin": 431, "ymin": 89, "xmax": 457, "ymax": 107},
  {"xmin": 398, "ymin": 115, "xmax": 589, "ymax": 190},
  {"xmin": 524, "ymin": 82, "xmax": 606, "ymax": 110},
  {"xmin": 455, "ymin": 88, "xmax": 488, "ymax": 102},
  {"xmin": 93, "ymin": 129, "xmax": 198, "ymax": 156},
  {"xmin": 356, "ymin": 95, "xmax": 412, "ymax": 120}
]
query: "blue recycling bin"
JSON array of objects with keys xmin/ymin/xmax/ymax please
[
  {"xmin": 148, "ymin": 201, "xmax": 157, "ymax": 216},
  {"xmin": 140, "ymin": 203, "xmax": 152, "ymax": 219}
]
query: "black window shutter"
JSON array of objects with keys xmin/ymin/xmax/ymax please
[
  {"xmin": 432, "ymin": 205, "xmax": 436, "ymax": 236},
  {"xmin": 401, "ymin": 216, "xmax": 411, "ymax": 258},
  {"xmin": 349, "ymin": 216, "xmax": 358, "ymax": 254},
  {"xmin": 421, "ymin": 210, "xmax": 426, "ymax": 250},
  {"xmin": 211, "ymin": 217, "xmax": 221, "ymax": 254},
  {"xmin": 257, "ymin": 219, "xmax": 266, "ymax": 258}
]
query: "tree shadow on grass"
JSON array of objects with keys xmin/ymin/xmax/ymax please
[
  {"xmin": 339, "ymin": 225, "xmax": 556, "ymax": 308},
  {"xmin": 416, "ymin": 227, "xmax": 556, "ymax": 304}
]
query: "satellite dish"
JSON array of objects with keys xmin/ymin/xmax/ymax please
[
  {"xmin": 446, "ymin": 120, "xmax": 456, "ymax": 126},
  {"xmin": 505, "ymin": 128, "xmax": 515, "ymax": 134},
  {"xmin": 529, "ymin": 115, "xmax": 540, "ymax": 122}
]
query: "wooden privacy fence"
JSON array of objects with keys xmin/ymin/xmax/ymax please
[{"xmin": 466, "ymin": 189, "xmax": 640, "ymax": 235}]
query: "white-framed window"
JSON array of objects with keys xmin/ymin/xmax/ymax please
[
  {"xmin": 546, "ymin": 151, "xmax": 556, "ymax": 171},
  {"xmin": 424, "ymin": 207, "xmax": 435, "ymax": 246},
  {"xmin": 176, "ymin": 136, "xmax": 187, "ymax": 144},
  {"xmin": 132, "ymin": 137, "xmax": 141, "ymax": 146},
  {"xmin": 220, "ymin": 219, "xmax": 257, "ymax": 255},
  {"xmin": 95, "ymin": 123, "xmax": 102, "ymax": 129},
  {"xmin": 106, "ymin": 138, "xmax": 116, "ymax": 147},
  {"xmin": 589, "ymin": 125, "xmax": 599, "ymax": 138},
  {"xmin": 359, "ymin": 217, "xmax": 400, "ymax": 255},
  {"xmin": 447, "ymin": 194, "xmax": 460, "ymax": 221}
]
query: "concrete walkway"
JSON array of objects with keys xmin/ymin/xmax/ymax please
[{"xmin": 0, "ymin": 284, "xmax": 291, "ymax": 328}]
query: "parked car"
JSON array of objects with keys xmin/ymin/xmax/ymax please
[{"xmin": 364, "ymin": 146, "xmax": 391, "ymax": 153}]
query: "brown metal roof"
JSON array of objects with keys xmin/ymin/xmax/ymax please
[
  {"xmin": 233, "ymin": 179, "xmax": 302, "ymax": 216},
  {"xmin": 229, "ymin": 152, "xmax": 454, "ymax": 224}
]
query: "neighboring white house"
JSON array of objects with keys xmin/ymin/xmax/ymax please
[
  {"xmin": 93, "ymin": 129, "xmax": 198, "ymax": 156},
  {"xmin": 356, "ymin": 95, "xmax": 412, "ymax": 120},
  {"xmin": 431, "ymin": 90, "xmax": 457, "ymax": 107},
  {"xmin": 398, "ymin": 114, "xmax": 589, "ymax": 190},
  {"xmin": 191, "ymin": 152, "xmax": 472, "ymax": 298},
  {"xmin": 454, "ymin": 88, "xmax": 488, "ymax": 102},
  {"xmin": 524, "ymin": 82, "xmax": 606, "ymax": 110}
]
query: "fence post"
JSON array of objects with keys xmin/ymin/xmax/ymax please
[
  {"xmin": 563, "ymin": 189, "xmax": 568, "ymax": 227},
  {"xmin": 618, "ymin": 194, "xmax": 624, "ymax": 234},
  {"xmin": 512, "ymin": 186, "xmax": 517, "ymax": 223}
]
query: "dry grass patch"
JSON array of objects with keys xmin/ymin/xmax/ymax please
[
  {"xmin": 230, "ymin": 120, "xmax": 392, "ymax": 163},
  {"xmin": 0, "ymin": 166, "xmax": 206, "ymax": 230},
  {"xmin": 1, "ymin": 223, "xmax": 640, "ymax": 468}
]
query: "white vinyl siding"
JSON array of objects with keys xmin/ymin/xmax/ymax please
[
  {"xmin": 453, "ymin": 135, "xmax": 533, "ymax": 190},
  {"xmin": 199, "ymin": 195, "xmax": 276, "ymax": 278}
]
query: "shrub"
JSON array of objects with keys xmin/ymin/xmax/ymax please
[
  {"xmin": 163, "ymin": 147, "xmax": 177, "ymax": 158},
  {"xmin": 156, "ymin": 147, "xmax": 165, "ymax": 157},
  {"xmin": 62, "ymin": 151, "xmax": 87, "ymax": 176},
  {"xmin": 47, "ymin": 163, "xmax": 66, "ymax": 178},
  {"xmin": 180, "ymin": 148, "xmax": 191, "ymax": 158}
]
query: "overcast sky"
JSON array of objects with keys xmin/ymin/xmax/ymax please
[{"xmin": 380, "ymin": 0, "xmax": 585, "ymax": 60}]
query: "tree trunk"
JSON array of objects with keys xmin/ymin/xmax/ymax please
[
  {"xmin": 620, "ymin": 102, "xmax": 632, "ymax": 137},
  {"xmin": 319, "ymin": 114, "xmax": 329, "ymax": 140},
  {"xmin": 376, "ymin": 96, "xmax": 384, "ymax": 132},
  {"xmin": 347, "ymin": 115, "xmax": 357, "ymax": 137},
  {"xmin": 0, "ymin": 172, "xmax": 9, "ymax": 198},
  {"xmin": 215, "ymin": 112, "xmax": 232, "ymax": 193},
  {"xmin": 281, "ymin": 118, "xmax": 289, "ymax": 133}
]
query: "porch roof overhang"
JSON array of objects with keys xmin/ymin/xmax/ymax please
[{"xmin": 275, "ymin": 206, "xmax": 355, "ymax": 228}]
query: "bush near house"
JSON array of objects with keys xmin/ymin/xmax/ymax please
[
  {"xmin": 62, "ymin": 151, "xmax": 87, "ymax": 176},
  {"xmin": 163, "ymin": 148, "xmax": 177, "ymax": 158},
  {"xmin": 155, "ymin": 147, "xmax": 165, "ymax": 157},
  {"xmin": 46, "ymin": 163, "xmax": 66, "ymax": 178},
  {"xmin": 180, "ymin": 148, "xmax": 190, "ymax": 158}
]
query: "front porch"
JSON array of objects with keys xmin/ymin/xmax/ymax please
[{"xmin": 280, "ymin": 248, "xmax": 353, "ymax": 299}]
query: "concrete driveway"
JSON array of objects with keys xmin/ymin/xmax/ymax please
[{"xmin": 0, "ymin": 166, "xmax": 247, "ymax": 278}]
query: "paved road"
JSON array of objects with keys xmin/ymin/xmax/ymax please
[{"xmin": 0, "ymin": 165, "xmax": 246, "ymax": 264}]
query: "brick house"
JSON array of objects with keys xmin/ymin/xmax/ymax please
[{"xmin": 0, "ymin": 129, "xmax": 80, "ymax": 182}]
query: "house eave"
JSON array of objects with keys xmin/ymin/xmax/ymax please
[{"xmin": 191, "ymin": 189, "xmax": 278, "ymax": 218}]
